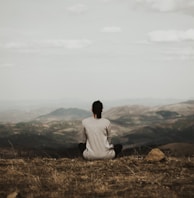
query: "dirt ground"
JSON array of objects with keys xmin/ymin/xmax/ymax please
[{"xmin": 0, "ymin": 155, "xmax": 194, "ymax": 198}]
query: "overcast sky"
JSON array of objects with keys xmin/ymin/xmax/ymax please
[{"xmin": 0, "ymin": 0, "xmax": 194, "ymax": 102}]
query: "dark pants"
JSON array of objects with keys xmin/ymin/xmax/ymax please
[
  {"xmin": 78, "ymin": 143, "xmax": 86, "ymax": 154},
  {"xmin": 114, "ymin": 144, "xmax": 123, "ymax": 157},
  {"xmin": 78, "ymin": 143, "xmax": 123, "ymax": 158}
]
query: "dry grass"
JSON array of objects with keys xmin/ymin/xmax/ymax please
[{"xmin": 1, "ymin": 155, "xmax": 194, "ymax": 198}]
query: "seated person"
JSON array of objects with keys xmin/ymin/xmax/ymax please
[{"xmin": 78, "ymin": 100, "xmax": 122, "ymax": 160}]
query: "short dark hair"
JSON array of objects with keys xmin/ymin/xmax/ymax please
[{"xmin": 92, "ymin": 100, "xmax": 103, "ymax": 119}]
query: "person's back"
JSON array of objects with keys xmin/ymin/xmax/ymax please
[
  {"xmin": 78, "ymin": 100, "xmax": 122, "ymax": 160},
  {"xmin": 81, "ymin": 116, "xmax": 115, "ymax": 160}
]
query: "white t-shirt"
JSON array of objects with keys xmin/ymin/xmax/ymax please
[{"xmin": 80, "ymin": 117, "xmax": 115, "ymax": 160}]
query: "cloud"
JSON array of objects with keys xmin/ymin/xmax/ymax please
[
  {"xmin": 148, "ymin": 29, "xmax": 194, "ymax": 42},
  {"xmin": 101, "ymin": 26, "xmax": 122, "ymax": 33},
  {"xmin": 3, "ymin": 39, "xmax": 92, "ymax": 50},
  {"xmin": 66, "ymin": 4, "xmax": 88, "ymax": 14},
  {"xmin": 135, "ymin": 0, "xmax": 194, "ymax": 12}
]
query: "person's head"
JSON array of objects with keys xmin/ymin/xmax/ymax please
[{"xmin": 92, "ymin": 100, "xmax": 103, "ymax": 119}]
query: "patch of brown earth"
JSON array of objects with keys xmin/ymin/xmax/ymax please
[{"xmin": 0, "ymin": 156, "xmax": 194, "ymax": 198}]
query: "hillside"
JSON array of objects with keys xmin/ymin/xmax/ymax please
[
  {"xmin": 103, "ymin": 105, "xmax": 150, "ymax": 120},
  {"xmin": 112, "ymin": 114, "xmax": 194, "ymax": 148},
  {"xmin": 104, "ymin": 100, "xmax": 194, "ymax": 136},
  {"xmin": 151, "ymin": 100, "xmax": 194, "ymax": 116},
  {"xmin": 104, "ymin": 101, "xmax": 194, "ymax": 122},
  {"xmin": 36, "ymin": 108, "xmax": 91, "ymax": 122},
  {"xmin": 1, "ymin": 155, "xmax": 194, "ymax": 198}
]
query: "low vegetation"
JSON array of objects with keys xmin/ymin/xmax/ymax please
[{"xmin": 1, "ymin": 154, "xmax": 194, "ymax": 198}]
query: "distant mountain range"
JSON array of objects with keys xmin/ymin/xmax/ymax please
[
  {"xmin": 104, "ymin": 100, "xmax": 194, "ymax": 119},
  {"xmin": 36, "ymin": 108, "xmax": 91, "ymax": 121},
  {"xmin": 0, "ymin": 98, "xmax": 187, "ymax": 123},
  {"xmin": 32, "ymin": 100, "xmax": 194, "ymax": 123}
]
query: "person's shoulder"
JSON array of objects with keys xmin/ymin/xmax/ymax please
[
  {"xmin": 82, "ymin": 117, "xmax": 93, "ymax": 124},
  {"xmin": 101, "ymin": 118, "xmax": 110, "ymax": 124}
]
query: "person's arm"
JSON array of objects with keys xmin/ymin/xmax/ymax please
[
  {"xmin": 79, "ymin": 126, "xmax": 87, "ymax": 143},
  {"xmin": 106, "ymin": 122, "xmax": 112, "ymax": 144}
]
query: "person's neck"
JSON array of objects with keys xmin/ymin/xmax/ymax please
[
  {"xmin": 93, "ymin": 114, "xmax": 102, "ymax": 119},
  {"xmin": 93, "ymin": 114, "xmax": 97, "ymax": 119}
]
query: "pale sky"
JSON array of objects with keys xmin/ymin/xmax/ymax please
[{"xmin": 0, "ymin": 0, "xmax": 194, "ymax": 102}]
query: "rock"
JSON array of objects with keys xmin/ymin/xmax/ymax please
[
  {"xmin": 7, "ymin": 191, "xmax": 20, "ymax": 198},
  {"xmin": 145, "ymin": 148, "xmax": 166, "ymax": 162}
]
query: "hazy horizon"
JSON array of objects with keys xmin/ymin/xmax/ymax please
[
  {"xmin": 1, "ymin": 0, "xmax": 194, "ymax": 102},
  {"xmin": 0, "ymin": 97, "xmax": 190, "ymax": 112}
]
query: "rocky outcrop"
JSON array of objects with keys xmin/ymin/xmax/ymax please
[{"xmin": 145, "ymin": 148, "xmax": 166, "ymax": 162}]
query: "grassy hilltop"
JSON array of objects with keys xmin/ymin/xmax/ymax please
[{"xmin": 1, "ymin": 155, "xmax": 194, "ymax": 198}]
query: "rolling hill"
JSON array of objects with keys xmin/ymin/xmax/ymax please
[{"xmin": 36, "ymin": 108, "xmax": 91, "ymax": 122}]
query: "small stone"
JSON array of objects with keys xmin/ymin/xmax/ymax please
[
  {"xmin": 145, "ymin": 148, "xmax": 166, "ymax": 162},
  {"xmin": 7, "ymin": 191, "xmax": 19, "ymax": 198}
]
